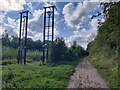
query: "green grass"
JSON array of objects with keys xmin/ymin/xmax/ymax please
[
  {"xmin": 2, "ymin": 47, "xmax": 17, "ymax": 60},
  {"xmin": 26, "ymin": 51, "xmax": 42, "ymax": 61},
  {"xmin": 88, "ymin": 53, "xmax": 119, "ymax": 88},
  {"xmin": 2, "ymin": 58, "xmax": 81, "ymax": 88},
  {"xmin": 2, "ymin": 59, "xmax": 17, "ymax": 65},
  {"xmin": 2, "ymin": 47, "xmax": 42, "ymax": 61}
]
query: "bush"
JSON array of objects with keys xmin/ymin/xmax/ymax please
[
  {"xmin": 2, "ymin": 47, "xmax": 42, "ymax": 64},
  {"xmin": 49, "ymin": 38, "xmax": 68, "ymax": 63},
  {"xmin": 2, "ymin": 47, "xmax": 17, "ymax": 60},
  {"xmin": 27, "ymin": 50, "xmax": 42, "ymax": 61},
  {"xmin": 49, "ymin": 38, "xmax": 88, "ymax": 63}
]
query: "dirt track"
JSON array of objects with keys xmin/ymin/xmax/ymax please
[{"xmin": 67, "ymin": 58, "xmax": 109, "ymax": 88}]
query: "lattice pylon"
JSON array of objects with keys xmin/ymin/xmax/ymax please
[
  {"xmin": 18, "ymin": 11, "xmax": 29, "ymax": 65},
  {"xmin": 42, "ymin": 6, "xmax": 55, "ymax": 63}
]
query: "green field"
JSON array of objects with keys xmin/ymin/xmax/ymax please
[
  {"xmin": 1, "ymin": 40, "xmax": 86, "ymax": 88},
  {"xmin": 2, "ymin": 59, "xmax": 81, "ymax": 88}
]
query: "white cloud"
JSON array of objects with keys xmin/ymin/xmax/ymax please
[
  {"xmin": 0, "ymin": 0, "xmax": 26, "ymax": 12},
  {"xmin": 28, "ymin": 9, "xmax": 44, "ymax": 33},
  {"xmin": 62, "ymin": 1, "xmax": 106, "ymax": 49},
  {"xmin": 0, "ymin": 1, "xmax": 59, "ymax": 41},
  {"xmin": 65, "ymin": 29, "xmax": 96, "ymax": 49},
  {"xmin": 0, "ymin": 16, "xmax": 43, "ymax": 41},
  {"xmin": 65, "ymin": 29, "xmax": 88, "ymax": 49},
  {"xmin": 54, "ymin": 26, "xmax": 59, "ymax": 37},
  {"xmin": 0, "ymin": 14, "xmax": 5, "ymax": 22},
  {"xmin": 7, "ymin": 17, "xmax": 20, "ymax": 34},
  {"xmin": 7, "ymin": 17, "xmax": 17, "ymax": 26},
  {"xmin": 62, "ymin": 1, "xmax": 100, "ymax": 30},
  {"xmin": 0, "ymin": 21, "xmax": 17, "ymax": 36},
  {"xmin": 65, "ymin": 18, "xmax": 100, "ymax": 49},
  {"xmin": 101, "ymin": 17, "xmax": 105, "ymax": 23},
  {"xmin": 33, "ymin": 9, "xmax": 44, "ymax": 21},
  {"xmin": 28, "ymin": 7, "xmax": 59, "ymax": 35},
  {"xmin": 90, "ymin": 18, "xmax": 98, "ymax": 34},
  {"xmin": 44, "ymin": 2, "xmax": 52, "ymax": 7},
  {"xmin": 26, "ymin": 2, "xmax": 33, "ymax": 11},
  {"xmin": 0, "ymin": 26, "xmax": 4, "ymax": 37},
  {"xmin": 0, "ymin": 16, "xmax": 21, "ymax": 38}
]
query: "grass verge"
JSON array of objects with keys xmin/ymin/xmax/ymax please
[
  {"xmin": 2, "ymin": 58, "xmax": 82, "ymax": 88},
  {"xmin": 88, "ymin": 54, "xmax": 119, "ymax": 88}
]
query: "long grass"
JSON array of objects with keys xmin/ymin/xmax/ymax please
[
  {"xmin": 88, "ymin": 53, "xmax": 119, "ymax": 88},
  {"xmin": 2, "ymin": 58, "xmax": 81, "ymax": 88},
  {"xmin": 2, "ymin": 47, "xmax": 42, "ymax": 65}
]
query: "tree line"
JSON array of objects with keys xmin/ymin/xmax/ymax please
[
  {"xmin": 1, "ymin": 30, "xmax": 89, "ymax": 62},
  {"xmin": 1, "ymin": 30, "xmax": 43, "ymax": 51}
]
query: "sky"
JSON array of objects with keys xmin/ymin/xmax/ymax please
[{"xmin": 0, "ymin": 0, "xmax": 119, "ymax": 49}]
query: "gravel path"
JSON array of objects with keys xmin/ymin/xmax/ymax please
[{"xmin": 67, "ymin": 58, "xmax": 109, "ymax": 88}]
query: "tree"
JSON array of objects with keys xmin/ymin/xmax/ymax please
[
  {"xmin": 2, "ymin": 30, "xmax": 10, "ymax": 47},
  {"xmin": 34, "ymin": 40, "xmax": 43, "ymax": 51},
  {"xmin": 69, "ymin": 41, "xmax": 88, "ymax": 59},
  {"xmin": 49, "ymin": 38, "xmax": 88, "ymax": 63},
  {"xmin": 49, "ymin": 37, "xmax": 68, "ymax": 63},
  {"xmin": 10, "ymin": 35, "xmax": 19, "ymax": 49},
  {"xmin": 27, "ymin": 38, "xmax": 35, "ymax": 50}
]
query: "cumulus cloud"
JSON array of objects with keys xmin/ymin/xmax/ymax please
[
  {"xmin": 28, "ymin": 9, "xmax": 44, "ymax": 33},
  {"xmin": 65, "ymin": 17, "xmax": 101, "ymax": 49},
  {"xmin": 0, "ymin": 14, "xmax": 5, "ymax": 22},
  {"xmin": 7, "ymin": 17, "xmax": 17, "ymax": 26},
  {"xmin": 28, "ymin": 5, "xmax": 59, "ymax": 39},
  {"xmin": 0, "ymin": 0, "xmax": 26, "ymax": 12},
  {"xmin": 54, "ymin": 26, "xmax": 59, "ymax": 38},
  {"xmin": 7, "ymin": 17, "xmax": 21, "ymax": 35},
  {"xmin": 33, "ymin": 9, "xmax": 44, "ymax": 21},
  {"xmin": 0, "ymin": 26, "xmax": 4, "ymax": 37},
  {"xmin": 0, "ymin": 16, "xmax": 43, "ymax": 41},
  {"xmin": 62, "ymin": 1, "xmax": 101, "ymax": 30},
  {"xmin": 65, "ymin": 30, "xmax": 88, "ymax": 49},
  {"xmin": 65, "ymin": 30, "xmax": 97, "ymax": 49},
  {"xmin": 0, "ymin": 21, "xmax": 17, "ymax": 36},
  {"xmin": 62, "ymin": 1, "xmax": 106, "ymax": 49},
  {"xmin": 62, "ymin": 0, "xmax": 116, "ymax": 30},
  {"xmin": 26, "ymin": 2, "xmax": 33, "ymax": 11},
  {"xmin": 0, "ymin": 1, "xmax": 60, "ymax": 42}
]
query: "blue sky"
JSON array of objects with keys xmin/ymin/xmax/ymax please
[{"xmin": 0, "ymin": 0, "xmax": 111, "ymax": 49}]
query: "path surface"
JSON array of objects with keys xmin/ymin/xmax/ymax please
[{"xmin": 67, "ymin": 58, "xmax": 109, "ymax": 88}]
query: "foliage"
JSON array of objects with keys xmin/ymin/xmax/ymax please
[
  {"xmin": 68, "ymin": 41, "xmax": 89, "ymax": 58},
  {"xmin": 2, "ymin": 47, "xmax": 42, "ymax": 64},
  {"xmin": 1, "ymin": 30, "xmax": 11, "ymax": 47},
  {"xmin": 27, "ymin": 50, "xmax": 42, "ymax": 61},
  {"xmin": 1, "ymin": 30, "xmax": 88, "ymax": 63},
  {"xmin": 49, "ymin": 38, "xmax": 68, "ymax": 63},
  {"xmin": 2, "ymin": 47, "xmax": 17, "ymax": 60},
  {"xmin": 49, "ymin": 38, "xmax": 88, "ymax": 63},
  {"xmin": 2, "ymin": 59, "xmax": 17, "ymax": 65},
  {"xmin": 87, "ymin": 2, "xmax": 120, "ymax": 88},
  {"xmin": 27, "ymin": 38, "xmax": 43, "ymax": 51},
  {"xmin": 1, "ymin": 31, "xmax": 43, "ymax": 51},
  {"xmin": 2, "ymin": 59, "xmax": 81, "ymax": 88},
  {"xmin": 10, "ymin": 35, "xmax": 19, "ymax": 49}
]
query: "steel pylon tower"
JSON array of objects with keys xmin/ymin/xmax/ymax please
[
  {"xmin": 43, "ymin": 6, "xmax": 55, "ymax": 62},
  {"xmin": 18, "ymin": 10, "xmax": 29, "ymax": 65}
]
